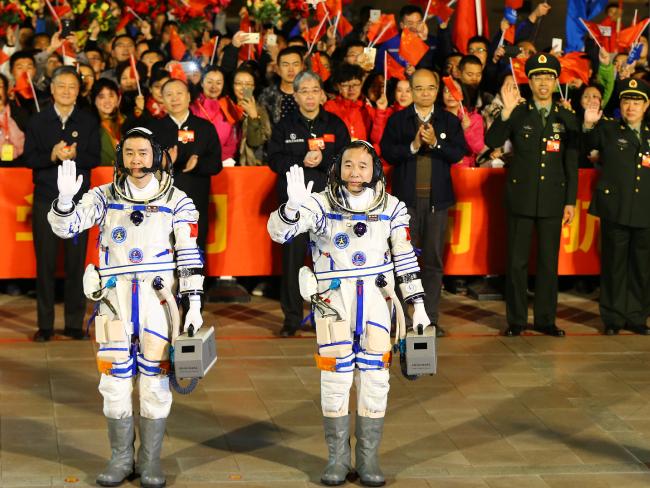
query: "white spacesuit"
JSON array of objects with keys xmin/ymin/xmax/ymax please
[
  {"xmin": 48, "ymin": 128, "xmax": 204, "ymax": 488},
  {"xmin": 267, "ymin": 141, "xmax": 430, "ymax": 487}
]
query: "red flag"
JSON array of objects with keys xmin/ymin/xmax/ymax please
[
  {"xmin": 240, "ymin": 9, "xmax": 251, "ymax": 32},
  {"xmin": 367, "ymin": 14, "xmax": 399, "ymax": 45},
  {"xmin": 310, "ymin": 52, "xmax": 330, "ymax": 82},
  {"xmin": 169, "ymin": 27, "xmax": 187, "ymax": 61},
  {"xmin": 168, "ymin": 62, "xmax": 187, "ymax": 82},
  {"xmin": 0, "ymin": 50, "xmax": 9, "ymax": 66},
  {"xmin": 303, "ymin": 22, "xmax": 327, "ymax": 45},
  {"xmin": 218, "ymin": 96, "xmax": 244, "ymax": 125},
  {"xmin": 504, "ymin": 24, "xmax": 516, "ymax": 44},
  {"xmin": 559, "ymin": 52, "xmax": 590, "ymax": 85},
  {"xmin": 581, "ymin": 19, "xmax": 606, "ymax": 48},
  {"xmin": 598, "ymin": 17, "xmax": 617, "ymax": 52},
  {"xmin": 13, "ymin": 72, "xmax": 34, "ymax": 99},
  {"xmin": 337, "ymin": 15, "xmax": 354, "ymax": 37},
  {"xmin": 385, "ymin": 53, "xmax": 406, "ymax": 80},
  {"xmin": 618, "ymin": 18, "xmax": 650, "ymax": 51},
  {"xmin": 510, "ymin": 57, "xmax": 528, "ymax": 84},
  {"xmin": 186, "ymin": 0, "xmax": 211, "ymax": 16},
  {"xmin": 399, "ymin": 29, "xmax": 429, "ymax": 67},
  {"xmin": 428, "ymin": 1, "xmax": 455, "ymax": 23},
  {"xmin": 56, "ymin": 39, "xmax": 77, "ymax": 60},
  {"xmin": 196, "ymin": 37, "xmax": 217, "ymax": 58},
  {"xmin": 452, "ymin": 0, "xmax": 489, "ymax": 54},
  {"xmin": 442, "ymin": 76, "xmax": 463, "ymax": 101},
  {"xmin": 115, "ymin": 11, "xmax": 134, "ymax": 33},
  {"xmin": 505, "ymin": 0, "xmax": 523, "ymax": 8},
  {"xmin": 53, "ymin": 4, "xmax": 72, "ymax": 18}
]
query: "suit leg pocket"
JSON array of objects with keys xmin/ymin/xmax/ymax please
[{"xmin": 365, "ymin": 321, "xmax": 391, "ymax": 353}]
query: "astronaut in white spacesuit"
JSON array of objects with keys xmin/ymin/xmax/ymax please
[
  {"xmin": 267, "ymin": 140, "xmax": 431, "ymax": 487},
  {"xmin": 48, "ymin": 127, "xmax": 204, "ymax": 488}
]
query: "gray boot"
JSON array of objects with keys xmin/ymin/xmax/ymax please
[
  {"xmin": 96, "ymin": 417, "xmax": 135, "ymax": 487},
  {"xmin": 355, "ymin": 415, "xmax": 385, "ymax": 487},
  {"xmin": 136, "ymin": 417, "xmax": 167, "ymax": 488},
  {"xmin": 321, "ymin": 415, "xmax": 352, "ymax": 486}
]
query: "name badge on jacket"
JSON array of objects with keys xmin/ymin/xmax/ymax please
[
  {"xmin": 308, "ymin": 138, "xmax": 325, "ymax": 150},
  {"xmin": 642, "ymin": 154, "xmax": 650, "ymax": 168},
  {"xmin": 546, "ymin": 140, "xmax": 560, "ymax": 152}
]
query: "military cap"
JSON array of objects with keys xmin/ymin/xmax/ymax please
[
  {"xmin": 525, "ymin": 52, "xmax": 561, "ymax": 78},
  {"xmin": 617, "ymin": 78, "xmax": 650, "ymax": 102}
]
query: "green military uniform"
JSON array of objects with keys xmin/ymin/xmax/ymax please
[
  {"xmin": 485, "ymin": 52, "xmax": 578, "ymax": 336},
  {"xmin": 584, "ymin": 78, "xmax": 650, "ymax": 334}
]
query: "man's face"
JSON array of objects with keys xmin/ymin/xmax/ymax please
[
  {"xmin": 460, "ymin": 62, "xmax": 482, "ymax": 87},
  {"xmin": 12, "ymin": 57, "xmax": 36, "ymax": 81},
  {"xmin": 444, "ymin": 55, "xmax": 461, "ymax": 78},
  {"xmin": 529, "ymin": 73, "xmax": 555, "ymax": 102},
  {"xmin": 341, "ymin": 147, "xmax": 374, "ymax": 195},
  {"xmin": 344, "ymin": 46, "xmax": 364, "ymax": 65},
  {"xmin": 112, "ymin": 37, "xmax": 135, "ymax": 63},
  {"xmin": 400, "ymin": 12, "xmax": 423, "ymax": 34},
  {"xmin": 468, "ymin": 42, "xmax": 488, "ymax": 66},
  {"xmin": 79, "ymin": 65, "xmax": 95, "ymax": 93},
  {"xmin": 45, "ymin": 54, "xmax": 62, "ymax": 78},
  {"xmin": 150, "ymin": 77, "xmax": 169, "ymax": 103},
  {"xmin": 277, "ymin": 53, "xmax": 303, "ymax": 84},
  {"xmin": 50, "ymin": 73, "xmax": 80, "ymax": 107},
  {"xmin": 294, "ymin": 77, "xmax": 322, "ymax": 114},
  {"xmin": 338, "ymin": 78, "xmax": 362, "ymax": 102},
  {"xmin": 122, "ymin": 137, "xmax": 154, "ymax": 179},
  {"xmin": 411, "ymin": 71, "xmax": 438, "ymax": 108},
  {"xmin": 162, "ymin": 80, "xmax": 191, "ymax": 115},
  {"xmin": 621, "ymin": 97, "xmax": 649, "ymax": 125},
  {"xmin": 518, "ymin": 41, "xmax": 536, "ymax": 58},
  {"xmin": 85, "ymin": 51, "xmax": 105, "ymax": 75},
  {"xmin": 33, "ymin": 35, "xmax": 50, "ymax": 51}
]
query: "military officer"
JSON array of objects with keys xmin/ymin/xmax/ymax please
[
  {"xmin": 485, "ymin": 52, "xmax": 578, "ymax": 337},
  {"xmin": 583, "ymin": 78, "xmax": 650, "ymax": 335}
]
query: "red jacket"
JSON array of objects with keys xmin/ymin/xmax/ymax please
[{"xmin": 324, "ymin": 96, "xmax": 382, "ymax": 143}]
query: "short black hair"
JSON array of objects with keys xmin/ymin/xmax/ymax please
[
  {"xmin": 91, "ymin": 77, "xmax": 120, "ymax": 103},
  {"xmin": 277, "ymin": 46, "xmax": 305, "ymax": 64},
  {"xmin": 459, "ymin": 54, "xmax": 483, "ymax": 72},
  {"xmin": 115, "ymin": 60, "xmax": 147, "ymax": 86},
  {"xmin": 112, "ymin": 34, "xmax": 135, "ymax": 50},
  {"xmin": 346, "ymin": 40, "xmax": 367, "ymax": 52},
  {"xmin": 467, "ymin": 36, "xmax": 489, "ymax": 49},
  {"xmin": 399, "ymin": 5, "xmax": 423, "ymax": 22},
  {"xmin": 334, "ymin": 63, "xmax": 365, "ymax": 84},
  {"xmin": 9, "ymin": 50, "xmax": 36, "ymax": 72},
  {"xmin": 287, "ymin": 35, "xmax": 308, "ymax": 47}
]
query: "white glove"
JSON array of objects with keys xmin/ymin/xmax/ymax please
[
  {"xmin": 184, "ymin": 295, "xmax": 203, "ymax": 333},
  {"xmin": 57, "ymin": 159, "xmax": 83, "ymax": 206},
  {"xmin": 82, "ymin": 264, "xmax": 105, "ymax": 300},
  {"xmin": 286, "ymin": 165, "xmax": 314, "ymax": 212},
  {"xmin": 412, "ymin": 300, "xmax": 431, "ymax": 331}
]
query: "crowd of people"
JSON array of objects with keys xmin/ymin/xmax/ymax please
[{"xmin": 1, "ymin": 0, "xmax": 650, "ymax": 343}]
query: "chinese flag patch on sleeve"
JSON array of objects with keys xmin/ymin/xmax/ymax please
[
  {"xmin": 189, "ymin": 223, "xmax": 198, "ymax": 238},
  {"xmin": 405, "ymin": 227, "xmax": 411, "ymax": 241}
]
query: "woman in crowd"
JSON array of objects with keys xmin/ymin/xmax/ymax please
[
  {"xmin": 92, "ymin": 78, "xmax": 125, "ymax": 166},
  {"xmin": 442, "ymin": 76, "xmax": 484, "ymax": 166},
  {"xmin": 0, "ymin": 73, "xmax": 25, "ymax": 164},
  {"xmin": 115, "ymin": 60, "xmax": 146, "ymax": 120},
  {"xmin": 190, "ymin": 65, "xmax": 238, "ymax": 162},
  {"xmin": 231, "ymin": 67, "xmax": 271, "ymax": 166}
]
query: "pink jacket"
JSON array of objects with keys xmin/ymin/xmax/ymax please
[
  {"xmin": 455, "ymin": 109, "xmax": 484, "ymax": 167},
  {"xmin": 190, "ymin": 94, "xmax": 238, "ymax": 161}
]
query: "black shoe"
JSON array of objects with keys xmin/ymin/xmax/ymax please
[
  {"xmin": 504, "ymin": 325, "xmax": 524, "ymax": 337},
  {"xmin": 435, "ymin": 325, "xmax": 446, "ymax": 337},
  {"xmin": 604, "ymin": 326, "xmax": 620, "ymax": 336},
  {"xmin": 534, "ymin": 325, "xmax": 565, "ymax": 337},
  {"xmin": 33, "ymin": 329, "xmax": 53, "ymax": 342},
  {"xmin": 624, "ymin": 324, "xmax": 650, "ymax": 335},
  {"xmin": 278, "ymin": 325, "xmax": 297, "ymax": 337},
  {"xmin": 62, "ymin": 328, "xmax": 88, "ymax": 340}
]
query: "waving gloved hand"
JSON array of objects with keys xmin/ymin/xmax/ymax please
[
  {"xmin": 57, "ymin": 159, "xmax": 83, "ymax": 207},
  {"xmin": 285, "ymin": 165, "xmax": 314, "ymax": 213},
  {"xmin": 412, "ymin": 300, "xmax": 431, "ymax": 331},
  {"xmin": 184, "ymin": 295, "xmax": 203, "ymax": 334}
]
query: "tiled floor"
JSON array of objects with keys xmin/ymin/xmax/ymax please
[{"xmin": 3, "ymin": 286, "xmax": 650, "ymax": 487}]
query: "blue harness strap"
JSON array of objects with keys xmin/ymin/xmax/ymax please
[
  {"xmin": 326, "ymin": 213, "xmax": 390, "ymax": 221},
  {"xmin": 131, "ymin": 278, "xmax": 140, "ymax": 338},
  {"xmin": 107, "ymin": 203, "xmax": 173, "ymax": 214}
]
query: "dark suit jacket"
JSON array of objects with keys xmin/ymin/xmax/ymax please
[{"xmin": 380, "ymin": 104, "xmax": 466, "ymax": 210}]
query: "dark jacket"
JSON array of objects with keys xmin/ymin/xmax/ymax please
[
  {"xmin": 380, "ymin": 105, "xmax": 466, "ymax": 210},
  {"xmin": 584, "ymin": 119, "xmax": 650, "ymax": 228},
  {"xmin": 267, "ymin": 108, "xmax": 350, "ymax": 203},
  {"xmin": 485, "ymin": 100, "xmax": 579, "ymax": 218},
  {"xmin": 24, "ymin": 104, "xmax": 100, "ymax": 203}
]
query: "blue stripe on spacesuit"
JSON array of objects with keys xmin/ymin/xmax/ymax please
[
  {"xmin": 131, "ymin": 278, "xmax": 139, "ymax": 338},
  {"xmin": 107, "ymin": 203, "xmax": 173, "ymax": 213},
  {"xmin": 143, "ymin": 328, "xmax": 170, "ymax": 343},
  {"xmin": 390, "ymin": 224, "xmax": 409, "ymax": 232},
  {"xmin": 319, "ymin": 340, "xmax": 353, "ymax": 350},
  {"xmin": 354, "ymin": 280, "xmax": 364, "ymax": 354},
  {"xmin": 393, "ymin": 253, "xmax": 417, "ymax": 263},
  {"xmin": 99, "ymin": 347, "xmax": 130, "ymax": 352},
  {"xmin": 326, "ymin": 213, "xmax": 391, "ymax": 221},
  {"xmin": 355, "ymin": 358, "xmax": 387, "ymax": 368},
  {"xmin": 367, "ymin": 321, "xmax": 389, "ymax": 334},
  {"xmin": 395, "ymin": 264, "xmax": 421, "ymax": 275}
]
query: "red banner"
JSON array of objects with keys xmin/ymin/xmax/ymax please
[{"xmin": 0, "ymin": 167, "xmax": 601, "ymax": 278}]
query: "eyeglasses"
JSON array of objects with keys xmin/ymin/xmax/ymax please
[
  {"xmin": 469, "ymin": 47, "xmax": 487, "ymax": 53},
  {"xmin": 233, "ymin": 81, "xmax": 255, "ymax": 87},
  {"xmin": 339, "ymin": 82, "xmax": 362, "ymax": 90},
  {"xmin": 114, "ymin": 43, "xmax": 133, "ymax": 49},
  {"xmin": 413, "ymin": 85, "xmax": 438, "ymax": 93}
]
